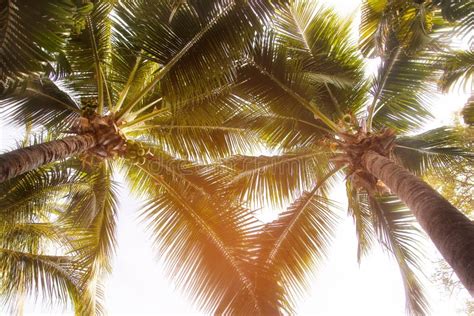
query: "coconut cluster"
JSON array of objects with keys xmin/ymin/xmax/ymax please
[
  {"xmin": 71, "ymin": 3, "xmax": 94, "ymax": 35},
  {"xmin": 332, "ymin": 128, "xmax": 396, "ymax": 195},
  {"xmin": 74, "ymin": 98, "xmax": 127, "ymax": 159},
  {"xmin": 123, "ymin": 141, "xmax": 152, "ymax": 165}
]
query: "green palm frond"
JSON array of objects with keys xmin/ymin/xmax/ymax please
[
  {"xmin": 433, "ymin": 0, "xmax": 474, "ymax": 38},
  {"xmin": 124, "ymin": 94, "xmax": 261, "ymax": 161},
  {"xmin": 346, "ymin": 180, "xmax": 375, "ymax": 263},
  {"xmin": 110, "ymin": 52, "xmax": 162, "ymax": 116},
  {"xmin": 369, "ymin": 51, "xmax": 439, "ymax": 132},
  {"xmin": 393, "ymin": 127, "xmax": 474, "ymax": 176},
  {"xmin": 58, "ymin": 0, "xmax": 117, "ymax": 110},
  {"xmin": 0, "ymin": 157, "xmax": 117, "ymax": 314},
  {"xmin": 62, "ymin": 161, "xmax": 118, "ymax": 316},
  {"xmin": 230, "ymin": 106, "xmax": 328, "ymax": 150},
  {"xmin": 133, "ymin": 161, "xmax": 267, "ymax": 314},
  {"xmin": 112, "ymin": 0, "xmax": 281, "ymax": 117},
  {"xmin": 439, "ymin": 49, "xmax": 474, "ymax": 92},
  {"xmin": 359, "ymin": 0, "xmax": 388, "ymax": 58},
  {"xmin": 236, "ymin": 1, "xmax": 365, "ymax": 132},
  {"xmin": 223, "ymin": 149, "xmax": 333, "ymax": 208},
  {"xmin": 274, "ymin": 0, "xmax": 364, "ymax": 102},
  {"xmin": 142, "ymin": 123, "xmax": 257, "ymax": 162},
  {"xmin": 359, "ymin": 0, "xmax": 448, "ymax": 58},
  {"xmin": 250, "ymin": 176, "xmax": 340, "ymax": 311},
  {"xmin": 0, "ymin": 249, "xmax": 83, "ymax": 313},
  {"xmin": 0, "ymin": 76, "xmax": 80, "ymax": 130},
  {"xmin": 0, "ymin": 222, "xmax": 70, "ymax": 256},
  {"xmin": 462, "ymin": 96, "xmax": 474, "ymax": 125},
  {"xmin": 0, "ymin": 162, "xmax": 87, "ymax": 223},
  {"xmin": 0, "ymin": 0, "xmax": 75, "ymax": 78},
  {"xmin": 120, "ymin": 81, "xmax": 245, "ymax": 131},
  {"xmin": 368, "ymin": 195, "xmax": 429, "ymax": 315},
  {"xmin": 122, "ymin": 145, "xmax": 227, "ymax": 199},
  {"xmin": 0, "ymin": 166, "xmax": 86, "ymax": 312}
]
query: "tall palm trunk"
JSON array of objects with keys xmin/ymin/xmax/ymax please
[
  {"xmin": 362, "ymin": 150, "xmax": 474, "ymax": 296},
  {"xmin": 0, "ymin": 134, "xmax": 96, "ymax": 183}
]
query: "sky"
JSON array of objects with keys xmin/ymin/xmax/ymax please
[{"xmin": 0, "ymin": 0, "xmax": 472, "ymax": 315}]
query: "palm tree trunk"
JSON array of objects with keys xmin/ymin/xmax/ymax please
[
  {"xmin": 0, "ymin": 134, "xmax": 96, "ymax": 183},
  {"xmin": 362, "ymin": 150, "xmax": 474, "ymax": 296}
]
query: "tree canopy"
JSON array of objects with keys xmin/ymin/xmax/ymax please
[{"xmin": 0, "ymin": 0, "xmax": 473, "ymax": 315}]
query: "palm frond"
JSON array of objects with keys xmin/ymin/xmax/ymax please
[
  {"xmin": 0, "ymin": 0, "xmax": 74, "ymax": 78},
  {"xmin": 122, "ymin": 145, "xmax": 227, "ymax": 200},
  {"xmin": 125, "ymin": 93, "xmax": 261, "ymax": 161},
  {"xmin": 393, "ymin": 126, "xmax": 474, "ymax": 176},
  {"xmin": 59, "ymin": 0, "xmax": 117, "ymax": 109},
  {"xmin": 113, "ymin": 0, "xmax": 281, "ymax": 115},
  {"xmin": 346, "ymin": 180, "xmax": 375, "ymax": 263},
  {"xmin": 251, "ymin": 177, "xmax": 340, "ymax": 311},
  {"xmin": 238, "ymin": 20, "xmax": 358, "ymax": 130},
  {"xmin": 369, "ymin": 194, "xmax": 429, "ymax": 315},
  {"xmin": 438, "ymin": 49, "xmax": 474, "ymax": 92},
  {"xmin": 134, "ymin": 162, "xmax": 266, "ymax": 314},
  {"xmin": 0, "ymin": 161, "xmax": 87, "ymax": 223},
  {"xmin": 0, "ymin": 222, "xmax": 70, "ymax": 256},
  {"xmin": 434, "ymin": 0, "xmax": 474, "ymax": 39},
  {"xmin": 275, "ymin": 0, "xmax": 364, "ymax": 103},
  {"xmin": 63, "ymin": 162, "xmax": 118, "ymax": 316},
  {"xmin": 369, "ymin": 50, "xmax": 439, "ymax": 132},
  {"xmin": 0, "ymin": 77, "xmax": 80, "ymax": 130},
  {"xmin": 0, "ymin": 249, "xmax": 83, "ymax": 313},
  {"xmin": 359, "ymin": 0, "xmax": 448, "ymax": 58},
  {"xmin": 223, "ymin": 149, "xmax": 333, "ymax": 208},
  {"xmin": 462, "ymin": 96, "xmax": 474, "ymax": 125}
]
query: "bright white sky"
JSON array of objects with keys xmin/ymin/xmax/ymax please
[{"xmin": 0, "ymin": 0, "xmax": 472, "ymax": 315}]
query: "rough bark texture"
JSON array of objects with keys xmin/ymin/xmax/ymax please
[
  {"xmin": 362, "ymin": 150, "xmax": 474, "ymax": 296},
  {"xmin": 0, "ymin": 134, "xmax": 97, "ymax": 183}
]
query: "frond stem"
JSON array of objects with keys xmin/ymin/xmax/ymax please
[
  {"xmin": 247, "ymin": 60, "xmax": 341, "ymax": 133},
  {"xmin": 116, "ymin": 1, "xmax": 238, "ymax": 120}
]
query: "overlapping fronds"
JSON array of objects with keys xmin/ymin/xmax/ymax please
[
  {"xmin": 126, "ymin": 155, "xmax": 274, "ymax": 315},
  {"xmin": 368, "ymin": 195, "xmax": 429, "ymax": 315},
  {"xmin": 0, "ymin": 159, "xmax": 92, "ymax": 313},
  {"xmin": 109, "ymin": 52, "xmax": 162, "ymax": 117},
  {"xmin": 369, "ymin": 51, "xmax": 439, "ymax": 132},
  {"xmin": 274, "ymin": 0, "xmax": 364, "ymax": 106},
  {"xmin": 359, "ymin": 0, "xmax": 449, "ymax": 58},
  {"xmin": 122, "ymin": 143, "xmax": 227, "ymax": 199},
  {"xmin": 462, "ymin": 96, "xmax": 474, "ymax": 125},
  {"xmin": 0, "ymin": 249, "xmax": 84, "ymax": 312},
  {"xmin": 439, "ymin": 49, "xmax": 474, "ymax": 92},
  {"xmin": 433, "ymin": 0, "xmax": 474, "ymax": 39},
  {"xmin": 346, "ymin": 180, "xmax": 375, "ymax": 263},
  {"xmin": 235, "ymin": 2, "xmax": 365, "ymax": 134},
  {"xmin": 250, "ymin": 178, "xmax": 340, "ymax": 311},
  {"xmin": 61, "ymin": 161, "xmax": 118, "ymax": 316},
  {"xmin": 393, "ymin": 126, "xmax": 474, "ymax": 176},
  {"xmin": 59, "ymin": 1, "xmax": 117, "ymax": 109},
  {"xmin": 125, "ymin": 94, "xmax": 261, "ymax": 162},
  {"xmin": 0, "ymin": 0, "xmax": 74, "ymax": 78},
  {"xmin": 0, "ymin": 77, "xmax": 80, "ymax": 130},
  {"xmin": 223, "ymin": 149, "xmax": 333, "ymax": 208},
  {"xmin": 231, "ymin": 105, "xmax": 329, "ymax": 150},
  {"xmin": 0, "ymin": 223, "xmax": 68, "ymax": 255},
  {"xmin": 0, "ymin": 161, "xmax": 86, "ymax": 224},
  {"xmin": 112, "ymin": 0, "xmax": 282, "ymax": 115}
]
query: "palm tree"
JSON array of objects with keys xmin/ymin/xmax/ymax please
[
  {"xmin": 0, "ymin": 0, "xmax": 273, "ymax": 181},
  {"xmin": 0, "ymin": 0, "xmax": 289, "ymax": 314},
  {"xmin": 1, "ymin": 0, "xmax": 472, "ymax": 314},
  {"xmin": 219, "ymin": 0, "xmax": 474, "ymax": 312}
]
